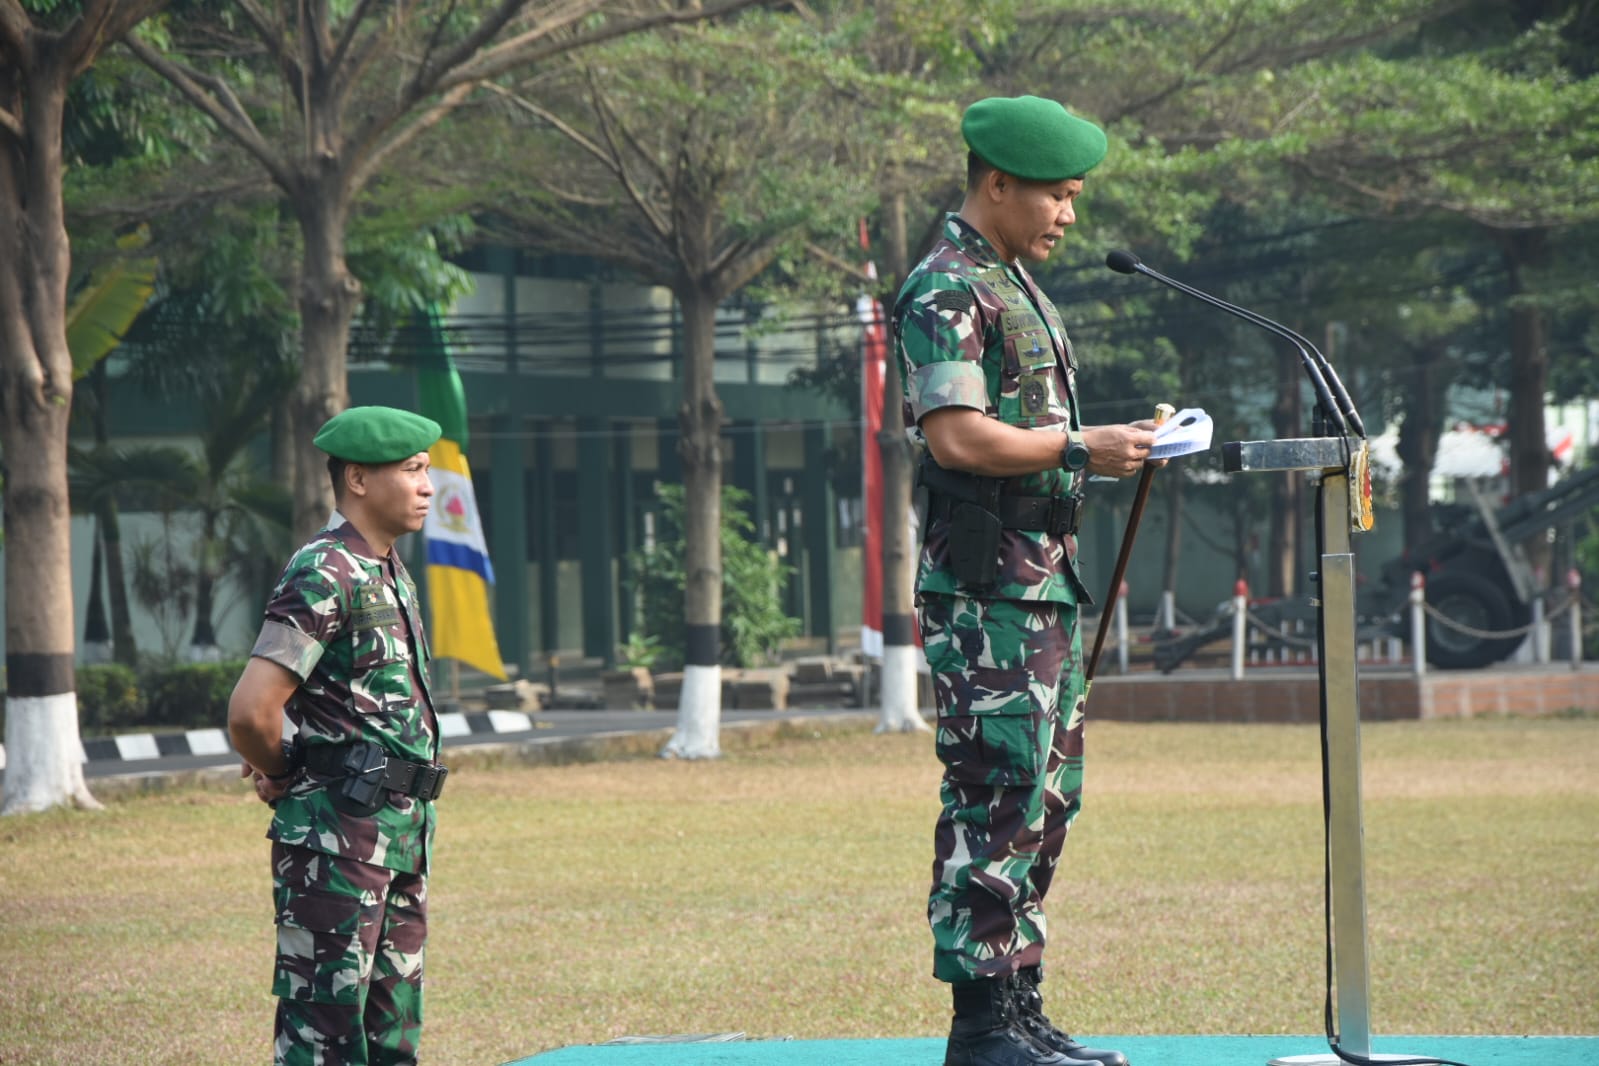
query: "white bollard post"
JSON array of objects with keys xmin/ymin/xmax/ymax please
[
  {"xmin": 1159, "ymin": 589, "xmax": 1176, "ymax": 633},
  {"xmin": 1115, "ymin": 580, "xmax": 1130, "ymax": 675},
  {"xmin": 1410, "ymin": 571, "xmax": 1426, "ymax": 679},
  {"xmin": 1533, "ymin": 594, "xmax": 1549, "ymax": 664},
  {"xmin": 1231, "ymin": 578, "xmax": 1248, "ymax": 681},
  {"xmin": 1569, "ymin": 568, "xmax": 1583, "ymax": 671}
]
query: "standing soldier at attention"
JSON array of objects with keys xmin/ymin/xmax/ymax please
[
  {"xmin": 229, "ymin": 405, "xmax": 447, "ymax": 1066},
  {"xmin": 895, "ymin": 96, "xmax": 1160, "ymax": 1066}
]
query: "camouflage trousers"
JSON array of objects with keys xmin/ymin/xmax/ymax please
[
  {"xmin": 271, "ymin": 842, "xmax": 428, "ymax": 1065},
  {"xmin": 919, "ymin": 592, "xmax": 1086, "ymax": 984}
]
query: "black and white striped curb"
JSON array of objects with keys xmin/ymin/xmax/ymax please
[{"xmin": 0, "ymin": 710, "xmax": 543, "ymax": 771}]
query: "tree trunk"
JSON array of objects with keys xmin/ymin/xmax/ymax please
[
  {"xmin": 1395, "ymin": 339, "xmax": 1447, "ymax": 556},
  {"xmin": 1268, "ymin": 343, "xmax": 1303, "ymax": 598},
  {"xmin": 1498, "ymin": 227, "xmax": 1552, "ymax": 580},
  {"xmin": 0, "ymin": 49, "xmax": 100, "ymax": 814},
  {"xmin": 101, "ymin": 498, "xmax": 137, "ymax": 667},
  {"xmin": 1158, "ymin": 472, "xmax": 1184, "ymax": 635},
  {"xmin": 874, "ymin": 183, "xmax": 926, "ymax": 734},
  {"xmin": 90, "ymin": 361, "xmax": 137, "ymax": 664},
  {"xmin": 82, "ymin": 524, "xmax": 112, "ymax": 662},
  {"xmin": 189, "ymin": 550, "xmax": 220, "ymax": 660},
  {"xmin": 289, "ymin": 175, "xmax": 358, "ymax": 541},
  {"xmin": 662, "ymin": 281, "xmax": 725, "ymax": 758},
  {"xmin": 272, "ymin": 391, "xmax": 296, "ymax": 505}
]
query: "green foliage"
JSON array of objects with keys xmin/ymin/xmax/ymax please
[
  {"xmin": 74, "ymin": 664, "xmax": 143, "ymax": 736},
  {"xmin": 617, "ymin": 632, "xmax": 663, "ymax": 670},
  {"xmin": 138, "ymin": 659, "xmax": 247, "ymax": 731},
  {"xmin": 480, "ymin": 7, "xmax": 885, "ymax": 291},
  {"xmin": 628, "ymin": 485, "xmax": 801, "ymax": 670},
  {"xmin": 64, "ymin": 659, "xmax": 242, "ymax": 735},
  {"xmin": 66, "ymin": 226, "xmax": 157, "ymax": 380}
]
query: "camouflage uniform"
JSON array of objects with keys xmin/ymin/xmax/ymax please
[
  {"xmin": 251, "ymin": 514, "xmax": 439, "ymax": 1066},
  {"xmin": 895, "ymin": 213, "xmax": 1090, "ymax": 984}
]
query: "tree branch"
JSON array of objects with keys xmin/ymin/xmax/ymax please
[
  {"xmin": 480, "ymin": 79, "xmax": 674, "ymax": 240},
  {"xmin": 62, "ymin": 0, "xmax": 169, "ymax": 78},
  {"xmin": 339, "ymin": 0, "xmax": 545, "ymax": 176},
  {"xmin": 328, "ymin": 0, "xmax": 383, "ymax": 74},
  {"xmin": 446, "ymin": 0, "xmax": 762, "ymax": 88},
  {"xmin": 0, "ymin": 0, "xmax": 31, "ymax": 58},
  {"xmin": 301, "ymin": 0, "xmax": 333, "ymax": 82},
  {"xmin": 803, "ymin": 241, "xmax": 873, "ymax": 285},
  {"xmin": 234, "ymin": 0, "xmax": 305, "ymax": 107},
  {"xmin": 587, "ymin": 76, "xmax": 676, "ymax": 240},
  {"xmin": 348, "ymin": 80, "xmax": 477, "ymax": 194},
  {"xmin": 713, "ymin": 235, "xmax": 784, "ymax": 297},
  {"xmin": 584, "ymin": 62, "xmax": 671, "ymax": 191},
  {"xmin": 121, "ymin": 34, "xmax": 294, "ymax": 191},
  {"xmin": 403, "ymin": 0, "xmax": 547, "ymax": 104}
]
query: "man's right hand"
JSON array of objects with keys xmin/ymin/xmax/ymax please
[
  {"xmin": 1082, "ymin": 423, "xmax": 1158, "ymax": 478},
  {"xmin": 241, "ymin": 760, "xmax": 293, "ymax": 805}
]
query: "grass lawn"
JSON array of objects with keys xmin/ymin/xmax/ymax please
[{"xmin": 1, "ymin": 717, "xmax": 1595, "ymax": 1065}]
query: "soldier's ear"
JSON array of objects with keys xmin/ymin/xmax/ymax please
[{"xmin": 345, "ymin": 463, "xmax": 369, "ymax": 498}]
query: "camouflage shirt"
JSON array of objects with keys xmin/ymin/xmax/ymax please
[
  {"xmin": 251, "ymin": 514, "xmax": 438, "ymax": 875},
  {"xmin": 895, "ymin": 213, "xmax": 1090, "ymax": 605}
]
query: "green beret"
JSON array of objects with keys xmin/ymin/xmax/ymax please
[
  {"xmin": 961, "ymin": 95, "xmax": 1107, "ymax": 182},
  {"xmin": 313, "ymin": 406, "xmax": 442, "ymax": 464}
]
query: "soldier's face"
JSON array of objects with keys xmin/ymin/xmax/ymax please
[
  {"xmin": 359, "ymin": 451, "xmax": 434, "ymax": 534},
  {"xmin": 993, "ymin": 176, "xmax": 1082, "ymax": 262}
]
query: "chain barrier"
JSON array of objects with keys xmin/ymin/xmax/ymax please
[
  {"xmin": 1241, "ymin": 607, "xmax": 1321, "ymax": 649},
  {"xmin": 1419, "ymin": 591, "xmax": 1574, "ymax": 641},
  {"xmin": 1097, "ymin": 586, "xmax": 1590, "ymax": 668}
]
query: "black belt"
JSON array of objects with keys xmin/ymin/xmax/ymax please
[
  {"xmin": 929, "ymin": 491, "xmax": 1084, "ymax": 537},
  {"xmin": 302, "ymin": 744, "xmax": 449, "ymax": 803}
]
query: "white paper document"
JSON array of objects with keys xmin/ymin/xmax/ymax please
[{"xmin": 1149, "ymin": 407, "xmax": 1213, "ymax": 460}]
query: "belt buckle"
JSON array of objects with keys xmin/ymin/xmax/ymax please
[
  {"xmin": 1045, "ymin": 496, "xmax": 1066, "ymax": 536},
  {"xmin": 419, "ymin": 764, "xmax": 448, "ymax": 801},
  {"xmin": 1052, "ymin": 495, "xmax": 1078, "ymax": 536}
]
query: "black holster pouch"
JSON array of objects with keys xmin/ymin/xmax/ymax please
[
  {"xmin": 919, "ymin": 455, "xmax": 1003, "ymax": 590},
  {"xmin": 948, "ymin": 501, "xmax": 1002, "ymax": 588},
  {"xmin": 331, "ymin": 740, "xmax": 391, "ymax": 817}
]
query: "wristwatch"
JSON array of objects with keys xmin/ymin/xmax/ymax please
[
  {"xmin": 1061, "ymin": 429, "xmax": 1091, "ymax": 472},
  {"xmin": 263, "ymin": 739, "xmax": 302, "ymax": 783}
]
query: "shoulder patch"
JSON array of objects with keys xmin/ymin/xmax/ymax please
[{"xmin": 931, "ymin": 289, "xmax": 975, "ymax": 315}]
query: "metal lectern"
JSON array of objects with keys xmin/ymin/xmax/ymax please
[
  {"xmin": 1222, "ymin": 432, "xmax": 1432, "ymax": 1066},
  {"xmin": 1105, "ymin": 247, "xmax": 1443, "ymax": 1066}
]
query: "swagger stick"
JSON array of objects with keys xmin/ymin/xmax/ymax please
[{"xmin": 1085, "ymin": 403, "xmax": 1174, "ymax": 683}]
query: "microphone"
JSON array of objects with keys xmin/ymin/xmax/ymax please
[{"xmin": 1105, "ymin": 250, "xmax": 1365, "ymax": 438}]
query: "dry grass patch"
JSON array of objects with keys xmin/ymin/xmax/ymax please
[{"xmin": 0, "ymin": 718, "xmax": 1593, "ymax": 1065}]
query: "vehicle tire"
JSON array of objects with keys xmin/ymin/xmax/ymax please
[{"xmin": 1424, "ymin": 571, "xmax": 1517, "ymax": 669}]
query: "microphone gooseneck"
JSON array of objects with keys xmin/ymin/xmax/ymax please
[{"xmin": 1103, "ymin": 250, "xmax": 1365, "ymax": 438}]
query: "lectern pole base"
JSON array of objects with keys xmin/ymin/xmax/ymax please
[{"xmin": 1270, "ymin": 1054, "xmax": 1438, "ymax": 1066}]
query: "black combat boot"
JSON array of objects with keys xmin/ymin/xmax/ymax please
[
  {"xmin": 945, "ymin": 977, "xmax": 1075, "ymax": 1066},
  {"xmin": 1010, "ymin": 966, "xmax": 1130, "ymax": 1066}
]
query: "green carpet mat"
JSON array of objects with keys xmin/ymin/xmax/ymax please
[{"xmin": 507, "ymin": 1035, "xmax": 1598, "ymax": 1066}]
